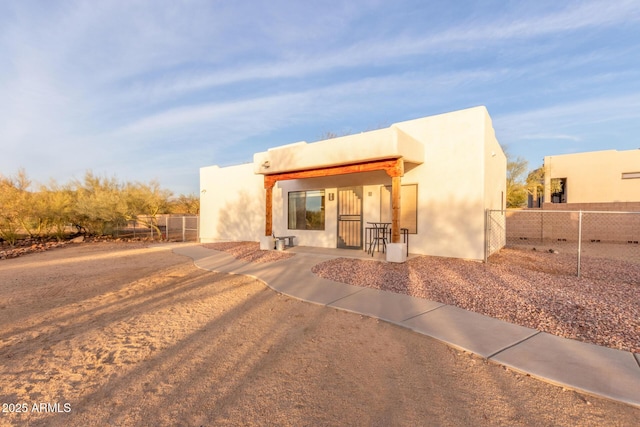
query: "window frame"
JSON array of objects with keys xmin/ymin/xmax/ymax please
[
  {"xmin": 622, "ymin": 172, "xmax": 640, "ymax": 179},
  {"xmin": 379, "ymin": 183, "xmax": 418, "ymax": 234},
  {"xmin": 287, "ymin": 190, "xmax": 326, "ymax": 231},
  {"xmin": 551, "ymin": 178, "xmax": 567, "ymax": 203}
]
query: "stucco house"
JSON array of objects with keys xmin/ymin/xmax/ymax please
[
  {"xmin": 543, "ymin": 149, "xmax": 640, "ymax": 210},
  {"xmin": 200, "ymin": 106, "xmax": 506, "ymax": 262}
]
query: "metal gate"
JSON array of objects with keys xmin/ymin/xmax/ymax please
[{"xmin": 337, "ymin": 187, "xmax": 363, "ymax": 249}]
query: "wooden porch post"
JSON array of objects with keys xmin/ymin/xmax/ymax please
[
  {"xmin": 386, "ymin": 159, "xmax": 404, "ymax": 244},
  {"xmin": 391, "ymin": 176, "xmax": 401, "ymax": 243},
  {"xmin": 264, "ymin": 177, "xmax": 275, "ymax": 236}
]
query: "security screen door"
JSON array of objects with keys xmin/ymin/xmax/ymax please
[{"xmin": 337, "ymin": 187, "xmax": 363, "ymax": 249}]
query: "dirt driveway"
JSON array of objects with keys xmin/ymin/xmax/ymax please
[{"xmin": 1, "ymin": 242, "xmax": 638, "ymax": 426}]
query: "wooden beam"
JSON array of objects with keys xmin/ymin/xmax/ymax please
[
  {"xmin": 385, "ymin": 158, "xmax": 404, "ymax": 178},
  {"xmin": 391, "ymin": 175, "xmax": 401, "ymax": 243},
  {"xmin": 264, "ymin": 158, "xmax": 402, "ymax": 183},
  {"xmin": 264, "ymin": 175, "xmax": 276, "ymax": 190},
  {"xmin": 264, "ymin": 178, "xmax": 275, "ymax": 236}
]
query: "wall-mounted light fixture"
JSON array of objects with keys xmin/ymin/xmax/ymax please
[{"xmin": 328, "ymin": 193, "xmax": 335, "ymax": 201}]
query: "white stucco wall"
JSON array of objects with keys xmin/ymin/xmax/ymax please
[
  {"xmin": 483, "ymin": 111, "xmax": 508, "ymax": 255},
  {"xmin": 199, "ymin": 106, "xmax": 506, "ymax": 261},
  {"xmin": 199, "ymin": 163, "xmax": 264, "ymax": 243},
  {"xmin": 390, "ymin": 105, "xmax": 504, "ymax": 260},
  {"xmin": 253, "ymin": 126, "xmax": 424, "ymax": 175}
]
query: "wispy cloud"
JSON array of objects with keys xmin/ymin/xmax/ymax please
[
  {"xmin": 1, "ymin": 0, "xmax": 639, "ymax": 193},
  {"xmin": 494, "ymin": 92, "xmax": 640, "ymax": 158},
  {"xmin": 518, "ymin": 134, "xmax": 582, "ymax": 142},
  {"xmin": 115, "ymin": 0, "xmax": 640, "ymax": 102}
]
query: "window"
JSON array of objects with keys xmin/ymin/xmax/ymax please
[
  {"xmin": 380, "ymin": 184, "xmax": 418, "ymax": 233},
  {"xmin": 622, "ymin": 172, "xmax": 640, "ymax": 179},
  {"xmin": 288, "ymin": 190, "xmax": 325, "ymax": 230},
  {"xmin": 551, "ymin": 178, "xmax": 567, "ymax": 203}
]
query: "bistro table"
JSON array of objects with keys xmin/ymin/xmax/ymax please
[
  {"xmin": 366, "ymin": 222, "xmax": 391, "ymax": 255},
  {"xmin": 365, "ymin": 223, "xmax": 410, "ymax": 256}
]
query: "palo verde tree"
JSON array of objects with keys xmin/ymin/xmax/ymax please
[
  {"xmin": 1, "ymin": 168, "xmax": 194, "ymax": 242},
  {"xmin": 168, "ymin": 193, "xmax": 200, "ymax": 214},
  {"xmin": 40, "ymin": 181, "xmax": 76, "ymax": 240},
  {"xmin": 0, "ymin": 172, "xmax": 24, "ymax": 244},
  {"xmin": 123, "ymin": 180, "xmax": 172, "ymax": 236},
  {"xmin": 505, "ymin": 150, "xmax": 529, "ymax": 208},
  {"xmin": 526, "ymin": 166, "xmax": 563, "ymax": 206},
  {"xmin": 72, "ymin": 171, "xmax": 128, "ymax": 235},
  {"xmin": 0, "ymin": 169, "xmax": 41, "ymax": 244},
  {"xmin": 526, "ymin": 167, "xmax": 544, "ymax": 206}
]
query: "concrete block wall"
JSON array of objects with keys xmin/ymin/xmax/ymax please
[
  {"xmin": 507, "ymin": 204, "xmax": 640, "ymax": 244},
  {"xmin": 542, "ymin": 202, "xmax": 640, "ymax": 212}
]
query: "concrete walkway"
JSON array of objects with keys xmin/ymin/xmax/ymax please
[{"xmin": 170, "ymin": 244, "xmax": 640, "ymax": 408}]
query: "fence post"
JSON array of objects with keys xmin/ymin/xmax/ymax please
[
  {"xmin": 484, "ymin": 209, "xmax": 489, "ymax": 263},
  {"xmin": 577, "ymin": 210, "xmax": 583, "ymax": 278}
]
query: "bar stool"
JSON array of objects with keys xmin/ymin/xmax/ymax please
[
  {"xmin": 401, "ymin": 228, "xmax": 409, "ymax": 256},
  {"xmin": 364, "ymin": 227, "xmax": 375, "ymax": 252},
  {"xmin": 368, "ymin": 223, "xmax": 388, "ymax": 255}
]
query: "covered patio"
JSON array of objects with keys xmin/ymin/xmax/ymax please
[{"xmin": 254, "ymin": 126, "xmax": 424, "ymax": 262}]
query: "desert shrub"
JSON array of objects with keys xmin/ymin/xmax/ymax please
[
  {"xmin": 0, "ymin": 169, "xmax": 192, "ymax": 242},
  {"xmin": 0, "ymin": 171, "xmax": 30, "ymax": 245}
]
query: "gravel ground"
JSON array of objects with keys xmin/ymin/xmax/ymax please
[
  {"xmin": 4, "ymin": 243, "xmax": 640, "ymax": 426},
  {"xmin": 312, "ymin": 247, "xmax": 640, "ymax": 353},
  {"xmin": 0, "ymin": 240, "xmax": 70, "ymax": 260},
  {"xmin": 203, "ymin": 242, "xmax": 640, "ymax": 353},
  {"xmin": 202, "ymin": 242, "xmax": 638, "ymax": 353}
]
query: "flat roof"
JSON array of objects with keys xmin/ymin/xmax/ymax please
[{"xmin": 253, "ymin": 125, "xmax": 424, "ymax": 175}]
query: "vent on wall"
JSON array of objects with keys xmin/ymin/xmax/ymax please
[{"xmin": 621, "ymin": 172, "xmax": 640, "ymax": 179}]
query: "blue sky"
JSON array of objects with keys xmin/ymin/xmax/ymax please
[{"xmin": 1, "ymin": 0, "xmax": 639, "ymax": 195}]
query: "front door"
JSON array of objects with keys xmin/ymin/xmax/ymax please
[{"xmin": 337, "ymin": 187, "xmax": 363, "ymax": 249}]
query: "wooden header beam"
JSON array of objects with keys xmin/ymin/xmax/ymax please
[
  {"xmin": 262, "ymin": 157, "xmax": 405, "ymax": 240},
  {"xmin": 264, "ymin": 158, "xmax": 403, "ymax": 188}
]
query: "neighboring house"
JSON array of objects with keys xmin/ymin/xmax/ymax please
[
  {"xmin": 543, "ymin": 149, "xmax": 640, "ymax": 210},
  {"xmin": 509, "ymin": 149, "xmax": 640, "ymax": 245},
  {"xmin": 200, "ymin": 106, "xmax": 506, "ymax": 262}
]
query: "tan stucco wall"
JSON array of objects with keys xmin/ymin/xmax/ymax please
[
  {"xmin": 544, "ymin": 149, "xmax": 640, "ymax": 204},
  {"xmin": 199, "ymin": 106, "xmax": 506, "ymax": 261}
]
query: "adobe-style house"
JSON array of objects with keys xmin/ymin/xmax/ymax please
[
  {"xmin": 543, "ymin": 149, "xmax": 640, "ymax": 210},
  {"xmin": 200, "ymin": 106, "xmax": 506, "ymax": 262}
]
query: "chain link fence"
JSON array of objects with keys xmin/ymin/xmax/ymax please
[
  {"xmin": 485, "ymin": 209, "xmax": 506, "ymax": 261},
  {"xmin": 115, "ymin": 215, "xmax": 199, "ymax": 242},
  {"xmin": 486, "ymin": 209, "xmax": 640, "ymax": 277}
]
